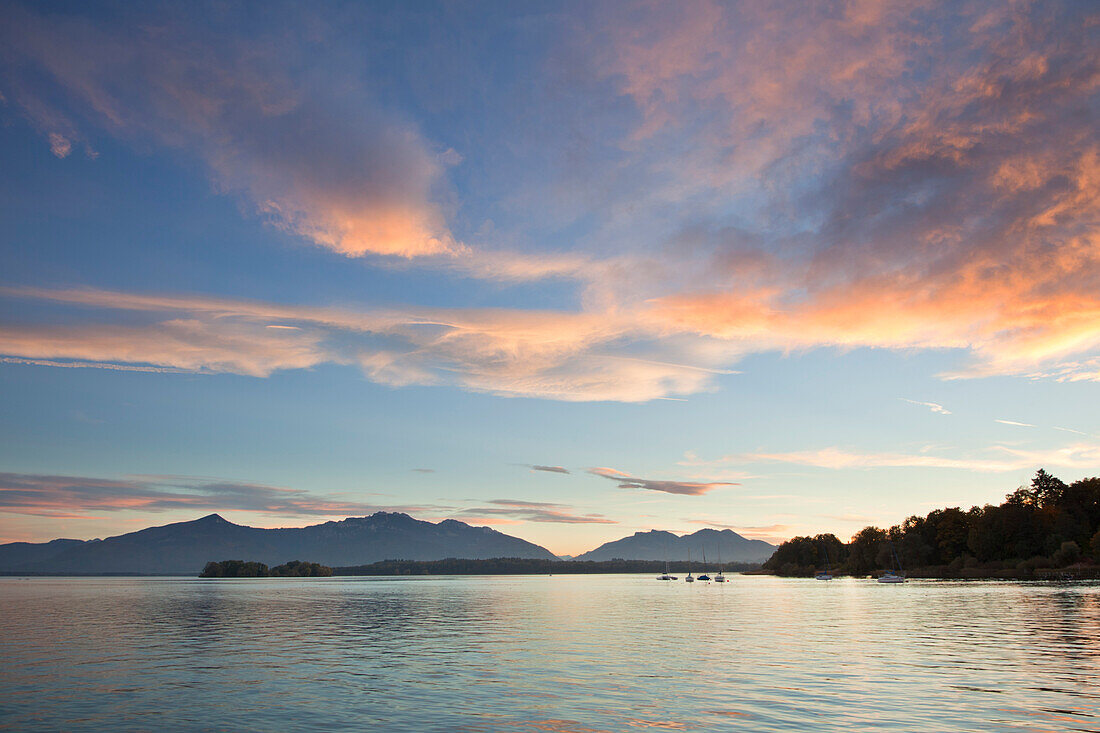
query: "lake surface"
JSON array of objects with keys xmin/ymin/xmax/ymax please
[{"xmin": 1, "ymin": 575, "xmax": 1098, "ymax": 732}]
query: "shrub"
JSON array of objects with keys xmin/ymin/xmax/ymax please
[{"xmin": 1052, "ymin": 541, "xmax": 1080, "ymax": 567}]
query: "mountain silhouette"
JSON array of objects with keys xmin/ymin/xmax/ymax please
[
  {"xmin": 573, "ymin": 528, "xmax": 775, "ymax": 563},
  {"xmin": 0, "ymin": 512, "xmax": 557, "ymax": 574}
]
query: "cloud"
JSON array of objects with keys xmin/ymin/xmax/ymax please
[
  {"xmin": 685, "ymin": 519, "xmax": 790, "ymax": 534},
  {"xmin": 0, "ymin": 286, "xmax": 732, "ymax": 401},
  {"xmin": 455, "ymin": 499, "xmax": 615, "ymax": 524},
  {"xmin": 1, "ymin": 1, "xmax": 1099, "ymax": 402},
  {"xmin": 0, "ymin": 357, "xmax": 188, "ymax": 373},
  {"xmin": 0, "ymin": 472, "xmax": 425, "ymax": 518},
  {"xmin": 0, "ymin": 4, "xmax": 615, "ymax": 285},
  {"xmin": 410, "ymin": 468, "xmax": 435, "ymax": 473},
  {"xmin": 587, "ymin": 467, "xmax": 737, "ymax": 496},
  {"xmin": 530, "ymin": 465, "xmax": 570, "ymax": 474},
  {"xmin": 47, "ymin": 132, "xmax": 72, "ymax": 158},
  {"xmin": 900, "ymin": 399, "xmax": 951, "ymax": 415},
  {"xmin": 739, "ymin": 442, "xmax": 1100, "ymax": 473},
  {"xmin": 0, "ymin": 4, "xmax": 459, "ymax": 260},
  {"xmin": 0, "ymin": 319, "xmax": 331, "ymax": 377},
  {"xmin": 995, "ymin": 419, "xmax": 1036, "ymax": 428},
  {"xmin": 601, "ymin": 1, "xmax": 1100, "ymax": 383}
]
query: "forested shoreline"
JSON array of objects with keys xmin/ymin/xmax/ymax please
[
  {"xmin": 336, "ymin": 558, "xmax": 760, "ymax": 575},
  {"xmin": 200, "ymin": 560, "xmax": 333, "ymax": 577},
  {"xmin": 763, "ymin": 470, "xmax": 1100, "ymax": 578}
]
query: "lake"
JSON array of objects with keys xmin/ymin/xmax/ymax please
[{"xmin": 1, "ymin": 575, "xmax": 1098, "ymax": 731}]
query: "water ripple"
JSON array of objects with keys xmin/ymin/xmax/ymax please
[{"xmin": 1, "ymin": 576, "xmax": 1098, "ymax": 731}]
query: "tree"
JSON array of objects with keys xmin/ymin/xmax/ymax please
[
  {"xmin": 1031, "ymin": 469, "xmax": 1068, "ymax": 508},
  {"xmin": 847, "ymin": 526, "xmax": 887, "ymax": 575},
  {"xmin": 1053, "ymin": 541, "xmax": 1080, "ymax": 567},
  {"xmin": 760, "ymin": 468, "xmax": 1100, "ymax": 577}
]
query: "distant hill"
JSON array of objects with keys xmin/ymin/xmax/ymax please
[
  {"xmin": 573, "ymin": 528, "xmax": 776, "ymax": 563},
  {"xmin": 0, "ymin": 512, "xmax": 558, "ymax": 574},
  {"xmin": 0, "ymin": 538, "xmax": 85, "ymax": 569}
]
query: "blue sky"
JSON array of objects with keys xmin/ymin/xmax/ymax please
[{"xmin": 1, "ymin": 1, "xmax": 1098, "ymax": 554}]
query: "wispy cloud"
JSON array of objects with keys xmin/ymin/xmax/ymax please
[
  {"xmin": 455, "ymin": 499, "xmax": 615, "ymax": 524},
  {"xmin": 0, "ymin": 4, "xmax": 461, "ymax": 261},
  {"xmin": 410, "ymin": 468, "xmax": 435, "ymax": 474},
  {"xmin": 900, "ymin": 399, "xmax": 951, "ymax": 415},
  {"xmin": 995, "ymin": 419, "xmax": 1036, "ymax": 428},
  {"xmin": 0, "ymin": 472, "xmax": 428, "ymax": 518},
  {"xmin": 529, "ymin": 465, "xmax": 570, "ymax": 474},
  {"xmin": 0, "ymin": 286, "xmax": 729, "ymax": 401},
  {"xmin": 742, "ymin": 443, "xmax": 1100, "ymax": 473},
  {"xmin": 0, "ymin": 356, "xmax": 188, "ymax": 373},
  {"xmin": 587, "ymin": 467, "xmax": 738, "ymax": 496},
  {"xmin": 685, "ymin": 519, "xmax": 790, "ymax": 534}
]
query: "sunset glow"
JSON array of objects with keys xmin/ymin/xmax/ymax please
[{"xmin": 1, "ymin": 1, "xmax": 1098, "ymax": 555}]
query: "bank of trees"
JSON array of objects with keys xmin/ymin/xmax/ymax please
[
  {"xmin": 337, "ymin": 558, "xmax": 761, "ymax": 575},
  {"xmin": 764, "ymin": 470, "xmax": 1100, "ymax": 577},
  {"xmin": 200, "ymin": 559, "xmax": 333, "ymax": 577}
]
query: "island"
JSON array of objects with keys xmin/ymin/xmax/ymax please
[{"xmin": 200, "ymin": 560, "xmax": 333, "ymax": 578}]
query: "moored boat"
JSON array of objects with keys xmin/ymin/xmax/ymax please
[
  {"xmin": 877, "ymin": 541, "xmax": 906, "ymax": 583},
  {"xmin": 697, "ymin": 548, "xmax": 711, "ymax": 581}
]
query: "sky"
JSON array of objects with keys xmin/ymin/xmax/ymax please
[{"xmin": 1, "ymin": 0, "xmax": 1098, "ymax": 556}]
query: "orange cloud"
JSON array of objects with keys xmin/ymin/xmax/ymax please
[
  {"xmin": 0, "ymin": 286, "xmax": 735, "ymax": 401},
  {"xmin": 0, "ymin": 4, "xmax": 460, "ymax": 260},
  {"xmin": 2, "ymin": 2, "xmax": 1098, "ymax": 399},
  {"xmin": 600, "ymin": 1, "xmax": 1100, "ymax": 382}
]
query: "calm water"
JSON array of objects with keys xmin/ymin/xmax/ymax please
[{"xmin": 1, "ymin": 575, "xmax": 1098, "ymax": 732}]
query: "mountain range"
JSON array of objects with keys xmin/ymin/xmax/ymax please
[
  {"xmin": 0, "ymin": 513, "xmax": 557, "ymax": 574},
  {"xmin": 0, "ymin": 515, "xmax": 777, "ymax": 574},
  {"xmin": 572, "ymin": 528, "xmax": 776, "ymax": 563}
]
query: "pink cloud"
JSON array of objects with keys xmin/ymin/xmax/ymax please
[
  {"xmin": 0, "ymin": 4, "xmax": 458, "ymax": 260},
  {"xmin": 0, "ymin": 472, "xmax": 430, "ymax": 517},
  {"xmin": 733, "ymin": 442, "xmax": 1100, "ymax": 473},
  {"xmin": 600, "ymin": 1, "xmax": 1100, "ymax": 382},
  {"xmin": 1, "ymin": 2, "xmax": 1098, "ymax": 400},
  {"xmin": 454, "ymin": 500, "xmax": 616, "ymax": 525},
  {"xmin": 0, "ymin": 286, "xmax": 733, "ymax": 401},
  {"xmin": 587, "ymin": 467, "xmax": 738, "ymax": 496}
]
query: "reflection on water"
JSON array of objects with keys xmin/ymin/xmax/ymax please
[{"xmin": 1, "ymin": 575, "xmax": 1098, "ymax": 732}]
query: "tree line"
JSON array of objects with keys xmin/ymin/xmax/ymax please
[
  {"xmin": 764, "ymin": 470, "xmax": 1100, "ymax": 578},
  {"xmin": 200, "ymin": 559, "xmax": 334, "ymax": 577},
  {"xmin": 336, "ymin": 558, "xmax": 761, "ymax": 575}
]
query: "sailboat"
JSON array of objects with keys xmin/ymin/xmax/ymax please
[
  {"xmin": 684, "ymin": 548, "xmax": 695, "ymax": 582},
  {"xmin": 697, "ymin": 548, "xmax": 711, "ymax": 581},
  {"xmin": 815, "ymin": 544, "xmax": 833, "ymax": 581},
  {"xmin": 657, "ymin": 541, "xmax": 677, "ymax": 580},
  {"xmin": 655, "ymin": 556, "xmax": 673, "ymax": 581},
  {"xmin": 714, "ymin": 547, "xmax": 726, "ymax": 582},
  {"xmin": 877, "ymin": 540, "xmax": 906, "ymax": 583}
]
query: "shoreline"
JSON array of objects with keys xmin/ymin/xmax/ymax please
[{"xmin": 750, "ymin": 566, "xmax": 1100, "ymax": 581}]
